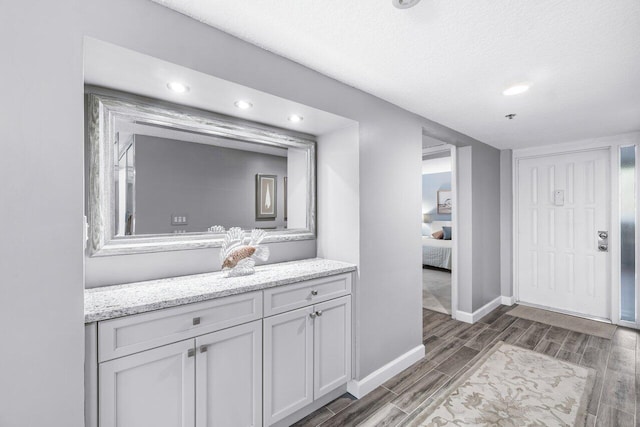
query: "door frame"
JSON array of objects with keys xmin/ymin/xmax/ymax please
[
  {"xmin": 512, "ymin": 136, "xmax": 636, "ymax": 326},
  {"xmin": 421, "ymin": 143, "xmax": 458, "ymax": 319}
]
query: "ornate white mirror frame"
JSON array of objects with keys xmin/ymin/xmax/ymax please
[{"xmin": 87, "ymin": 91, "xmax": 316, "ymax": 257}]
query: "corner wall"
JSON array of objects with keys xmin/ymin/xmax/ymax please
[{"xmin": 500, "ymin": 149, "xmax": 513, "ymax": 299}]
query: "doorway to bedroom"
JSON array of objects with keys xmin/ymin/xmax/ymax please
[{"xmin": 422, "ymin": 142, "xmax": 455, "ymax": 315}]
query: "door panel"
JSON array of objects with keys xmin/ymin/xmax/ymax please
[
  {"xmin": 313, "ymin": 296, "xmax": 351, "ymax": 399},
  {"xmin": 263, "ymin": 306, "xmax": 314, "ymax": 425},
  {"xmin": 517, "ymin": 149, "xmax": 610, "ymax": 319},
  {"xmin": 195, "ymin": 320, "xmax": 262, "ymax": 427},
  {"xmin": 99, "ymin": 339, "xmax": 195, "ymax": 427}
]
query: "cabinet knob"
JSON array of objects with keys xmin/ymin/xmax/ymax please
[
  {"xmin": 187, "ymin": 348, "xmax": 195, "ymax": 358},
  {"xmin": 309, "ymin": 312, "xmax": 317, "ymax": 319},
  {"xmin": 316, "ymin": 310, "xmax": 323, "ymax": 317},
  {"xmin": 200, "ymin": 346, "xmax": 207, "ymax": 353},
  {"xmin": 193, "ymin": 317, "xmax": 201, "ymax": 326},
  {"xmin": 311, "ymin": 290, "xmax": 318, "ymax": 296}
]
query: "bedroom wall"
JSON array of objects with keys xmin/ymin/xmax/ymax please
[{"xmin": 422, "ymin": 171, "xmax": 452, "ymax": 222}]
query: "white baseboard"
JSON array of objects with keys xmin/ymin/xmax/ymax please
[
  {"xmin": 347, "ymin": 344, "xmax": 425, "ymax": 398},
  {"xmin": 501, "ymin": 295, "xmax": 515, "ymax": 306},
  {"xmin": 455, "ymin": 296, "xmax": 503, "ymax": 324}
]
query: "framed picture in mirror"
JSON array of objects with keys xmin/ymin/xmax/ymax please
[
  {"xmin": 256, "ymin": 174, "xmax": 277, "ymax": 220},
  {"xmin": 437, "ymin": 190, "xmax": 452, "ymax": 214}
]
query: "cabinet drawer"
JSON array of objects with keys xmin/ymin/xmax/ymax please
[
  {"xmin": 263, "ymin": 273, "xmax": 351, "ymax": 317},
  {"xmin": 98, "ymin": 291, "xmax": 262, "ymax": 362}
]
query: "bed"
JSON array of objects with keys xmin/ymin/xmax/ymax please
[{"xmin": 422, "ymin": 221, "xmax": 452, "ymax": 270}]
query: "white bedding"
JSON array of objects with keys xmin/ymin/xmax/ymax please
[{"xmin": 422, "ymin": 236, "xmax": 452, "ymax": 269}]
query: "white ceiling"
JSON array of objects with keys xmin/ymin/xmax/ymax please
[
  {"xmin": 153, "ymin": 0, "xmax": 640, "ymax": 149},
  {"xmin": 84, "ymin": 38, "xmax": 355, "ymax": 137}
]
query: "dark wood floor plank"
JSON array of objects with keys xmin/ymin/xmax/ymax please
[
  {"xmin": 324, "ymin": 393, "xmax": 356, "ymax": 415},
  {"xmin": 486, "ymin": 313, "xmax": 517, "ymax": 332},
  {"xmin": 556, "ymin": 349, "xmax": 582, "ymax": 364},
  {"xmin": 433, "ymin": 320, "xmax": 469, "ymax": 340},
  {"xmin": 319, "ymin": 387, "xmax": 394, "ymax": 427},
  {"xmin": 291, "ymin": 407, "xmax": 334, "ymax": 427},
  {"xmin": 494, "ymin": 324, "xmax": 527, "ymax": 345},
  {"xmin": 561, "ymin": 331, "xmax": 590, "ymax": 355},
  {"xmin": 512, "ymin": 317, "xmax": 535, "ymax": 329},
  {"xmin": 452, "ymin": 322, "xmax": 486, "ymax": 341},
  {"xmin": 587, "ymin": 335, "xmax": 611, "ymax": 352},
  {"xmin": 533, "ymin": 339, "xmax": 561, "ymax": 357},
  {"xmin": 434, "ymin": 346, "xmax": 479, "ymax": 377},
  {"xmin": 544, "ymin": 326, "xmax": 571, "ymax": 343},
  {"xmin": 383, "ymin": 358, "xmax": 436, "ymax": 394},
  {"xmin": 391, "ymin": 370, "xmax": 449, "ymax": 413},
  {"xmin": 515, "ymin": 323, "xmax": 550, "ymax": 350},
  {"xmin": 396, "ymin": 398, "xmax": 434, "ymax": 426},
  {"xmin": 465, "ymin": 327, "xmax": 501, "ymax": 351},
  {"xmin": 478, "ymin": 305, "xmax": 512, "ymax": 325},
  {"xmin": 427, "ymin": 337, "xmax": 466, "ymax": 366},
  {"xmin": 357, "ymin": 403, "xmax": 407, "ymax": 427},
  {"xmin": 600, "ymin": 369, "xmax": 636, "ymax": 415}
]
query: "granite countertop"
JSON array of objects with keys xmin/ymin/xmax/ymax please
[{"xmin": 84, "ymin": 258, "xmax": 356, "ymax": 323}]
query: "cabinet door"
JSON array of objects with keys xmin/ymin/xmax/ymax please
[
  {"xmin": 99, "ymin": 339, "xmax": 195, "ymax": 427},
  {"xmin": 195, "ymin": 320, "xmax": 262, "ymax": 427},
  {"xmin": 314, "ymin": 296, "xmax": 352, "ymax": 399},
  {"xmin": 263, "ymin": 306, "xmax": 314, "ymax": 425}
]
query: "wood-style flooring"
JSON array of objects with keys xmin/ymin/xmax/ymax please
[{"xmin": 293, "ymin": 305, "xmax": 639, "ymax": 427}]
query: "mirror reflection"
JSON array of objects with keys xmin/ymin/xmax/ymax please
[
  {"xmin": 87, "ymin": 89, "xmax": 316, "ymax": 256},
  {"xmin": 113, "ymin": 119, "xmax": 306, "ymax": 236}
]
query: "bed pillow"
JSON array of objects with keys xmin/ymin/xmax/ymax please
[
  {"xmin": 432, "ymin": 230, "xmax": 444, "ymax": 239},
  {"xmin": 442, "ymin": 226, "xmax": 452, "ymax": 240}
]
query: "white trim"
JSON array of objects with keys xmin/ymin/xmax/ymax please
[
  {"xmin": 450, "ymin": 145, "xmax": 459, "ymax": 319},
  {"xmin": 346, "ymin": 344, "xmax": 425, "ymax": 398},
  {"xmin": 501, "ymin": 295, "xmax": 515, "ymax": 306},
  {"xmin": 455, "ymin": 296, "xmax": 503, "ymax": 324}
]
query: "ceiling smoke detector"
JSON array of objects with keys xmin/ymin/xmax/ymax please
[{"xmin": 392, "ymin": 0, "xmax": 421, "ymax": 9}]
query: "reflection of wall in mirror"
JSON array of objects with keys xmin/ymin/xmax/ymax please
[{"xmin": 134, "ymin": 135, "xmax": 288, "ymax": 234}]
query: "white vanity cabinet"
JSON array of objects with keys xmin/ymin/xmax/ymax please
[
  {"xmin": 263, "ymin": 295, "xmax": 352, "ymax": 426},
  {"xmin": 85, "ymin": 268, "xmax": 354, "ymax": 427}
]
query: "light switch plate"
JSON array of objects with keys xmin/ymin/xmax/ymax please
[{"xmin": 171, "ymin": 214, "xmax": 188, "ymax": 225}]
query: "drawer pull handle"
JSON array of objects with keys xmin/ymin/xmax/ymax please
[
  {"xmin": 192, "ymin": 317, "xmax": 201, "ymax": 326},
  {"xmin": 311, "ymin": 290, "xmax": 318, "ymax": 296},
  {"xmin": 187, "ymin": 348, "xmax": 195, "ymax": 358},
  {"xmin": 200, "ymin": 346, "xmax": 208, "ymax": 353},
  {"xmin": 309, "ymin": 312, "xmax": 317, "ymax": 319},
  {"xmin": 316, "ymin": 310, "xmax": 323, "ymax": 317}
]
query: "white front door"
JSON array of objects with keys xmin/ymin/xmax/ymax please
[{"xmin": 517, "ymin": 148, "xmax": 610, "ymax": 319}]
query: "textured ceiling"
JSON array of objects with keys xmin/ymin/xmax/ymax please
[{"xmin": 153, "ymin": 0, "xmax": 640, "ymax": 149}]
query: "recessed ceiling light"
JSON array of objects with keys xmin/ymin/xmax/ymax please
[
  {"xmin": 234, "ymin": 100, "xmax": 253, "ymax": 110},
  {"xmin": 288, "ymin": 114, "xmax": 304, "ymax": 123},
  {"xmin": 503, "ymin": 84, "xmax": 530, "ymax": 96},
  {"xmin": 167, "ymin": 82, "xmax": 190, "ymax": 93},
  {"xmin": 392, "ymin": 0, "xmax": 421, "ymax": 9}
]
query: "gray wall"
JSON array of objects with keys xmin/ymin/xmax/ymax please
[
  {"xmin": 0, "ymin": 2, "xmax": 504, "ymax": 425},
  {"xmin": 500, "ymin": 150, "xmax": 513, "ymax": 298},
  {"xmin": 471, "ymin": 144, "xmax": 502, "ymax": 311},
  {"xmin": 422, "ymin": 172, "xmax": 452, "ymax": 222},
  {"xmin": 134, "ymin": 135, "xmax": 287, "ymax": 233}
]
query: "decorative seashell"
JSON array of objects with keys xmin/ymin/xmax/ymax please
[{"xmin": 220, "ymin": 228, "xmax": 270, "ymax": 277}]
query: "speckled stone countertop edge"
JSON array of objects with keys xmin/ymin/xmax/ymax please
[{"xmin": 84, "ymin": 259, "xmax": 356, "ymax": 323}]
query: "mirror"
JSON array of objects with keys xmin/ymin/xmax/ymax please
[{"xmin": 87, "ymin": 89, "xmax": 316, "ymax": 256}]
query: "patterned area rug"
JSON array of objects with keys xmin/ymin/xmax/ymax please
[{"xmin": 403, "ymin": 341, "xmax": 596, "ymax": 426}]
